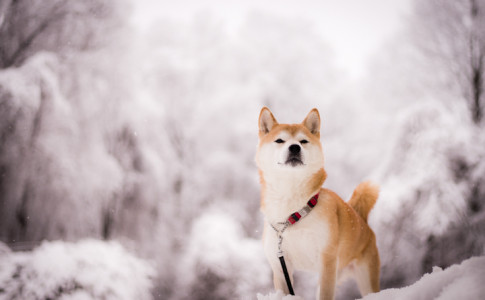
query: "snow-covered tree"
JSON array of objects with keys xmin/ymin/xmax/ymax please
[
  {"xmin": 371, "ymin": 101, "xmax": 485, "ymax": 285},
  {"xmin": 358, "ymin": 0, "xmax": 485, "ymax": 291},
  {"xmin": 0, "ymin": 0, "xmax": 128, "ymax": 69},
  {"xmin": 410, "ymin": 0, "xmax": 485, "ymax": 124}
]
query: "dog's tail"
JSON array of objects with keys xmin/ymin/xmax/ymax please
[{"xmin": 348, "ymin": 181, "xmax": 379, "ymax": 223}]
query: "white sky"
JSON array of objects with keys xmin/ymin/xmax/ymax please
[{"xmin": 132, "ymin": 0, "xmax": 412, "ymax": 79}]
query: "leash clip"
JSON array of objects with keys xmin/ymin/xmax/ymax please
[
  {"xmin": 271, "ymin": 221, "xmax": 289, "ymax": 257},
  {"xmin": 277, "ymin": 234, "xmax": 284, "ymax": 257},
  {"xmin": 270, "ymin": 224, "xmax": 294, "ymax": 296}
]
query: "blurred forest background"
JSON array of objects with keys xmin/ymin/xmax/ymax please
[{"xmin": 0, "ymin": 0, "xmax": 485, "ymax": 299}]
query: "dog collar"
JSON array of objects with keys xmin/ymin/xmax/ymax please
[
  {"xmin": 270, "ymin": 193, "xmax": 319, "ymax": 233},
  {"xmin": 285, "ymin": 193, "xmax": 319, "ymax": 225}
]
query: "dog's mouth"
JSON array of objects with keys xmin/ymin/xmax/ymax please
[{"xmin": 285, "ymin": 156, "xmax": 304, "ymax": 167}]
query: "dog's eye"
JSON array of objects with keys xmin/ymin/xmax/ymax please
[
  {"xmin": 275, "ymin": 139, "xmax": 285, "ymax": 144},
  {"xmin": 300, "ymin": 140, "xmax": 309, "ymax": 144}
]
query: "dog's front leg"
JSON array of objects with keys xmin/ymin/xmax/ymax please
[{"xmin": 318, "ymin": 252, "xmax": 337, "ymax": 300}]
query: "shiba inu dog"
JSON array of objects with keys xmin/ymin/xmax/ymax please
[{"xmin": 256, "ymin": 107, "xmax": 380, "ymax": 300}]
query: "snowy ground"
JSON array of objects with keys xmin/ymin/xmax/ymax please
[
  {"xmin": 257, "ymin": 290, "xmax": 303, "ymax": 300},
  {"xmin": 257, "ymin": 256, "xmax": 485, "ymax": 300},
  {"xmin": 363, "ymin": 256, "xmax": 485, "ymax": 300}
]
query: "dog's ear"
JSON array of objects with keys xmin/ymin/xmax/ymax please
[
  {"xmin": 302, "ymin": 108, "xmax": 320, "ymax": 136},
  {"xmin": 259, "ymin": 107, "xmax": 278, "ymax": 135}
]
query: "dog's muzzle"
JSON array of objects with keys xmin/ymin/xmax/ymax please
[{"xmin": 286, "ymin": 144, "xmax": 303, "ymax": 166}]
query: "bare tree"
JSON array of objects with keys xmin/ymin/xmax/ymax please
[
  {"xmin": 0, "ymin": 0, "xmax": 127, "ymax": 69},
  {"xmin": 411, "ymin": 0, "xmax": 485, "ymax": 124}
]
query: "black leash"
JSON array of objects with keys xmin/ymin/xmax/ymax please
[{"xmin": 279, "ymin": 254, "xmax": 295, "ymax": 295}]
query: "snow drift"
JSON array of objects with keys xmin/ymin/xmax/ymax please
[{"xmin": 363, "ymin": 256, "xmax": 485, "ymax": 300}]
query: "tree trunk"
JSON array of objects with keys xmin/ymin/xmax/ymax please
[
  {"xmin": 471, "ymin": 63, "xmax": 483, "ymax": 123},
  {"xmin": 469, "ymin": 0, "xmax": 483, "ymax": 124}
]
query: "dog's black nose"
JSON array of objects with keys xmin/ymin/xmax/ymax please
[{"xmin": 289, "ymin": 144, "xmax": 301, "ymax": 154}]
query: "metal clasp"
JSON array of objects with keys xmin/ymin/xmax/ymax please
[{"xmin": 271, "ymin": 221, "xmax": 289, "ymax": 258}]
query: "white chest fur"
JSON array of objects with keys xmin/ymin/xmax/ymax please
[
  {"xmin": 262, "ymin": 171, "xmax": 318, "ymax": 222},
  {"xmin": 263, "ymin": 212, "xmax": 330, "ymax": 272}
]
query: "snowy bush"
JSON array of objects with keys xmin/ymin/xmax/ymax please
[
  {"xmin": 174, "ymin": 211, "xmax": 271, "ymax": 299},
  {"xmin": 0, "ymin": 239, "xmax": 155, "ymax": 300}
]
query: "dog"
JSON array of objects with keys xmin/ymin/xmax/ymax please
[{"xmin": 256, "ymin": 107, "xmax": 380, "ymax": 300}]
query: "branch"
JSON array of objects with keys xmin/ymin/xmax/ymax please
[
  {"xmin": 0, "ymin": 0, "xmax": 12, "ymax": 29},
  {"xmin": 3, "ymin": 1, "xmax": 67, "ymax": 68}
]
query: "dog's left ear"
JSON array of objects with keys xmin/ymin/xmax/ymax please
[{"xmin": 302, "ymin": 108, "xmax": 320, "ymax": 136}]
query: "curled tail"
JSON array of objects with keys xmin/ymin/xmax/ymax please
[{"xmin": 348, "ymin": 181, "xmax": 379, "ymax": 222}]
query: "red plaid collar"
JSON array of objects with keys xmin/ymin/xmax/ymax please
[{"xmin": 286, "ymin": 193, "xmax": 319, "ymax": 225}]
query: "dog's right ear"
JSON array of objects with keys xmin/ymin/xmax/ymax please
[
  {"xmin": 302, "ymin": 108, "xmax": 321, "ymax": 136},
  {"xmin": 259, "ymin": 107, "xmax": 278, "ymax": 135}
]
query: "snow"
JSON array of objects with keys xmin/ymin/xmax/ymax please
[
  {"xmin": 362, "ymin": 256, "xmax": 485, "ymax": 300},
  {"xmin": 0, "ymin": 239, "xmax": 155, "ymax": 300},
  {"xmin": 257, "ymin": 290, "xmax": 303, "ymax": 300}
]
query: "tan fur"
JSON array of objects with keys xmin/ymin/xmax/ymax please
[{"xmin": 256, "ymin": 107, "xmax": 380, "ymax": 300}]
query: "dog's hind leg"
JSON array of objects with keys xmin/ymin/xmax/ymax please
[{"xmin": 354, "ymin": 245, "xmax": 380, "ymax": 296}]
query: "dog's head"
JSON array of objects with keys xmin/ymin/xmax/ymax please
[{"xmin": 256, "ymin": 107, "xmax": 324, "ymax": 176}]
